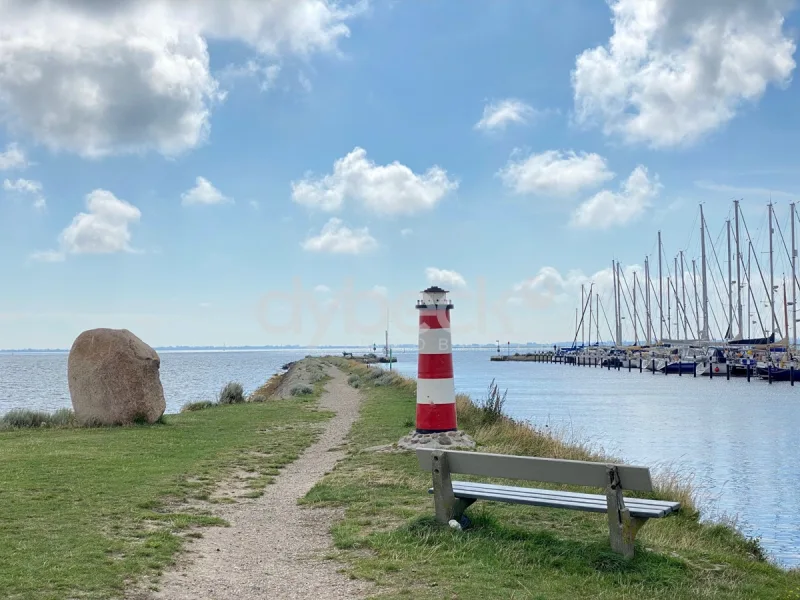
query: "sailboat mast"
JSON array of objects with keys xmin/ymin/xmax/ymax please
[
  {"xmin": 581, "ymin": 284, "xmax": 586, "ymax": 346},
  {"xmin": 680, "ymin": 251, "xmax": 687, "ymax": 340},
  {"xmin": 700, "ymin": 204, "xmax": 709, "ymax": 341},
  {"xmin": 784, "ymin": 280, "xmax": 789, "ymax": 345},
  {"xmin": 588, "ymin": 286, "xmax": 593, "ymax": 346},
  {"xmin": 727, "ymin": 219, "xmax": 733, "ymax": 340},
  {"xmin": 645, "ymin": 257, "xmax": 652, "ymax": 344},
  {"xmin": 792, "ymin": 202, "xmax": 797, "ymax": 350},
  {"xmin": 674, "ymin": 256, "xmax": 680, "ymax": 338},
  {"xmin": 612, "ymin": 260, "xmax": 619, "ymax": 346},
  {"xmin": 596, "ymin": 293, "xmax": 600, "ymax": 345},
  {"xmin": 693, "ymin": 259, "xmax": 700, "ymax": 337},
  {"xmin": 667, "ymin": 275, "xmax": 671, "ymax": 339},
  {"xmin": 616, "ymin": 261, "xmax": 623, "ymax": 345},
  {"xmin": 633, "ymin": 270, "xmax": 638, "ymax": 345},
  {"xmin": 735, "ymin": 199, "xmax": 743, "ymax": 338},
  {"xmin": 769, "ymin": 202, "xmax": 776, "ymax": 338},
  {"xmin": 658, "ymin": 231, "xmax": 664, "ymax": 342},
  {"xmin": 748, "ymin": 244, "xmax": 752, "ymax": 338}
]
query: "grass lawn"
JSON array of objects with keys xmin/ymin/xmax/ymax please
[
  {"xmin": 0, "ymin": 388, "xmax": 330, "ymax": 600},
  {"xmin": 305, "ymin": 360, "xmax": 800, "ymax": 600}
]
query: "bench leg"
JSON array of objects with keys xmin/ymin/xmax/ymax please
[
  {"xmin": 431, "ymin": 450, "xmax": 455, "ymax": 524},
  {"xmin": 451, "ymin": 498, "xmax": 476, "ymax": 521},
  {"xmin": 609, "ymin": 510, "xmax": 648, "ymax": 559},
  {"xmin": 605, "ymin": 466, "xmax": 648, "ymax": 559}
]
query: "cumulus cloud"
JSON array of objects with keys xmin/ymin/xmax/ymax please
[
  {"xmin": 301, "ymin": 218, "xmax": 377, "ymax": 254},
  {"xmin": 512, "ymin": 264, "xmax": 643, "ymax": 308},
  {"xmin": 400, "ymin": 228, "xmax": 413, "ymax": 237},
  {"xmin": 498, "ymin": 150, "xmax": 614, "ymax": 196},
  {"xmin": 32, "ymin": 189, "xmax": 141, "ymax": 261},
  {"xmin": 425, "ymin": 267, "xmax": 466, "ymax": 288},
  {"xmin": 0, "ymin": 143, "xmax": 27, "ymax": 170},
  {"xmin": 3, "ymin": 177, "xmax": 45, "ymax": 210},
  {"xmin": 181, "ymin": 176, "xmax": 231, "ymax": 206},
  {"xmin": 572, "ymin": 0, "xmax": 796, "ymax": 147},
  {"xmin": 292, "ymin": 147, "xmax": 458, "ymax": 215},
  {"xmin": 219, "ymin": 60, "xmax": 281, "ymax": 91},
  {"xmin": 0, "ymin": 1, "xmax": 365, "ymax": 157},
  {"xmin": 314, "ymin": 284, "xmax": 331, "ymax": 293},
  {"xmin": 571, "ymin": 166, "xmax": 661, "ymax": 229},
  {"xmin": 475, "ymin": 99, "xmax": 537, "ymax": 131}
]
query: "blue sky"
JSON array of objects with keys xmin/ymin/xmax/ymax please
[{"xmin": 1, "ymin": 0, "xmax": 799, "ymax": 349}]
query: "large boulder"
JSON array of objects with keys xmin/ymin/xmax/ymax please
[{"xmin": 68, "ymin": 328, "xmax": 166, "ymax": 426}]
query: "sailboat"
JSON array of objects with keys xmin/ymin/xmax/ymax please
[{"xmin": 378, "ymin": 308, "xmax": 397, "ymax": 364}]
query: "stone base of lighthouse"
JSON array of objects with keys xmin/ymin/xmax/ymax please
[{"xmin": 397, "ymin": 429, "xmax": 475, "ymax": 450}]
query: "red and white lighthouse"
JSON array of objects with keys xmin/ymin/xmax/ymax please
[{"xmin": 416, "ymin": 286, "xmax": 457, "ymax": 433}]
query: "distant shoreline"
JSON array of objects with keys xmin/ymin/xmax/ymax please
[{"xmin": 0, "ymin": 343, "xmax": 565, "ymax": 354}]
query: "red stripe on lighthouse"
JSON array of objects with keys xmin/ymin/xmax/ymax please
[
  {"xmin": 418, "ymin": 353, "xmax": 454, "ymax": 379},
  {"xmin": 419, "ymin": 310, "xmax": 450, "ymax": 329},
  {"xmin": 416, "ymin": 403, "xmax": 457, "ymax": 432}
]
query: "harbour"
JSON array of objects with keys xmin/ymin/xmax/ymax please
[{"xmin": 495, "ymin": 201, "xmax": 800, "ymax": 387}]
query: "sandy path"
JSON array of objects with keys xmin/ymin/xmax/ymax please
[{"xmin": 150, "ymin": 365, "xmax": 369, "ymax": 600}]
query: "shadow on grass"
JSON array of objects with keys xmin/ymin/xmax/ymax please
[{"xmin": 398, "ymin": 514, "xmax": 688, "ymax": 584}]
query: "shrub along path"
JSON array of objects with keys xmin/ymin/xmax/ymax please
[{"xmin": 149, "ymin": 365, "xmax": 369, "ymax": 600}]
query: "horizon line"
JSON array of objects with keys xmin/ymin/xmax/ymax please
[{"xmin": 0, "ymin": 341, "xmax": 586, "ymax": 353}]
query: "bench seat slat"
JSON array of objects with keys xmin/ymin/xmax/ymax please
[
  {"xmin": 451, "ymin": 481, "xmax": 680, "ymax": 510},
  {"xmin": 427, "ymin": 482, "xmax": 680, "ymax": 519},
  {"xmin": 451, "ymin": 484, "xmax": 650, "ymax": 512}
]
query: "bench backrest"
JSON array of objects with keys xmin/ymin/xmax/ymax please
[{"xmin": 416, "ymin": 449, "xmax": 653, "ymax": 492}]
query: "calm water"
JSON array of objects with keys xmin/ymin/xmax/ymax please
[{"xmin": 1, "ymin": 348, "xmax": 798, "ymax": 566}]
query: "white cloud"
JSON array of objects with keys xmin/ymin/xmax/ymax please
[
  {"xmin": 292, "ymin": 147, "xmax": 458, "ymax": 215},
  {"xmin": 314, "ymin": 284, "xmax": 331, "ymax": 293},
  {"xmin": 371, "ymin": 285, "xmax": 388, "ymax": 297},
  {"xmin": 475, "ymin": 99, "xmax": 536, "ymax": 131},
  {"xmin": 220, "ymin": 60, "xmax": 281, "ymax": 91},
  {"xmin": 400, "ymin": 228, "xmax": 413, "ymax": 237},
  {"xmin": 32, "ymin": 189, "xmax": 141, "ymax": 260},
  {"xmin": 181, "ymin": 177, "xmax": 231, "ymax": 206},
  {"xmin": 425, "ymin": 267, "xmax": 466, "ymax": 289},
  {"xmin": 199, "ymin": 302, "xmax": 212, "ymax": 308},
  {"xmin": 498, "ymin": 150, "xmax": 614, "ymax": 196},
  {"xmin": 0, "ymin": 143, "xmax": 27, "ymax": 170},
  {"xmin": 571, "ymin": 166, "xmax": 661, "ymax": 229},
  {"xmin": 301, "ymin": 218, "xmax": 377, "ymax": 254},
  {"xmin": 572, "ymin": 0, "xmax": 796, "ymax": 147},
  {"xmin": 3, "ymin": 178, "xmax": 45, "ymax": 210},
  {"xmin": 0, "ymin": 1, "xmax": 365, "ymax": 158},
  {"xmin": 249, "ymin": 200, "xmax": 260, "ymax": 210},
  {"xmin": 512, "ymin": 264, "xmax": 643, "ymax": 309}
]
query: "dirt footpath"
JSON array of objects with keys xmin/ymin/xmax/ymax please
[{"xmin": 150, "ymin": 365, "xmax": 369, "ymax": 600}]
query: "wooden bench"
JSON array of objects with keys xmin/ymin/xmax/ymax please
[{"xmin": 417, "ymin": 448, "xmax": 681, "ymax": 558}]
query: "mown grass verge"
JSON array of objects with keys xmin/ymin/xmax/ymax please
[
  {"xmin": 0, "ymin": 369, "xmax": 332, "ymax": 600},
  {"xmin": 305, "ymin": 359, "xmax": 800, "ymax": 599}
]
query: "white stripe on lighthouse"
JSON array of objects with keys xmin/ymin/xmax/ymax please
[
  {"xmin": 418, "ymin": 328, "xmax": 452, "ymax": 354},
  {"xmin": 416, "ymin": 377, "xmax": 456, "ymax": 405}
]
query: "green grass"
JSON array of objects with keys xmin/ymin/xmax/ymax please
[
  {"xmin": 0, "ymin": 379, "xmax": 331, "ymax": 600},
  {"xmin": 305, "ymin": 359, "xmax": 800, "ymax": 599}
]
